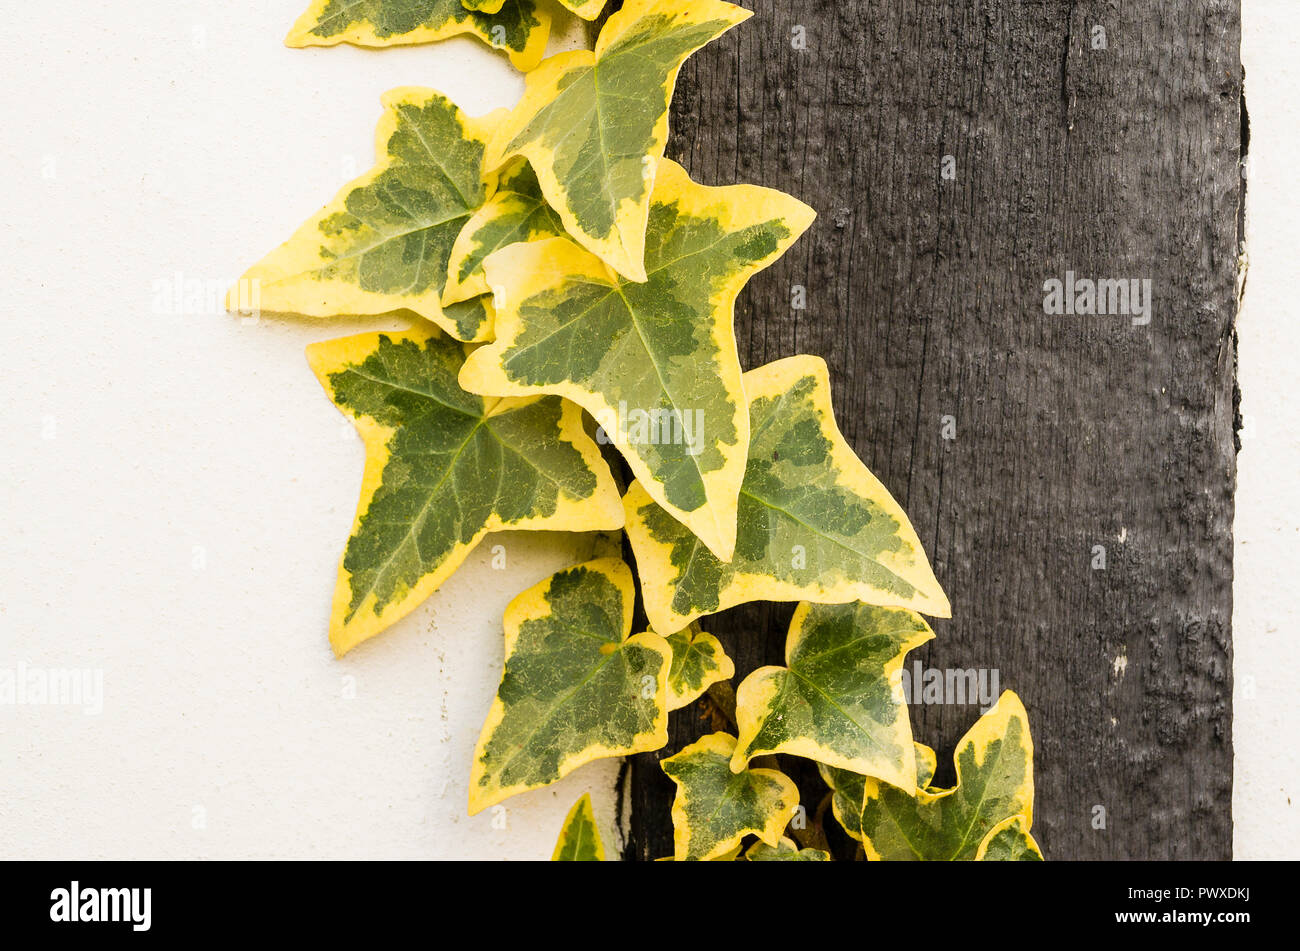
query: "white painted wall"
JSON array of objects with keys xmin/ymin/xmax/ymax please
[
  {"xmin": 1234, "ymin": 0, "xmax": 1300, "ymax": 860},
  {"xmin": 0, "ymin": 2, "xmax": 620, "ymax": 860},
  {"xmin": 0, "ymin": 1, "xmax": 1292, "ymax": 860}
]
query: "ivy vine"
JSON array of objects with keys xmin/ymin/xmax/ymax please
[{"xmin": 230, "ymin": 0, "xmax": 1041, "ymax": 861}]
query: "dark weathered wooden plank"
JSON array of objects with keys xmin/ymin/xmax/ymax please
[{"xmin": 625, "ymin": 0, "xmax": 1241, "ymax": 860}]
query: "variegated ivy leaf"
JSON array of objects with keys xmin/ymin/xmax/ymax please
[
  {"xmin": 286, "ymin": 0, "xmax": 550, "ymax": 72},
  {"xmin": 654, "ymin": 842, "xmax": 742, "ymax": 862},
  {"xmin": 660, "ymin": 733, "xmax": 799, "ymax": 861},
  {"xmin": 818, "ymin": 763, "xmax": 866, "ymax": 842},
  {"xmin": 308, "ymin": 327, "xmax": 623, "ymax": 656},
  {"xmin": 818, "ymin": 741, "xmax": 934, "ymax": 844},
  {"xmin": 464, "ymin": 0, "xmax": 607, "ymax": 22},
  {"xmin": 443, "ymin": 159, "xmax": 564, "ymax": 306},
  {"xmin": 732, "ymin": 602, "xmax": 934, "ymax": 791},
  {"xmin": 461, "ymin": 160, "xmax": 815, "ymax": 561},
  {"xmin": 470, "ymin": 559, "xmax": 671, "ymax": 814},
  {"xmin": 551, "ymin": 793, "xmax": 607, "ymax": 861},
  {"xmin": 625, "ymin": 354, "xmax": 951, "ymax": 635},
  {"xmin": 664, "ymin": 623, "xmax": 734, "ymax": 711},
  {"xmin": 976, "ymin": 815, "xmax": 1043, "ymax": 862},
  {"xmin": 857, "ymin": 691, "xmax": 1036, "ymax": 861},
  {"xmin": 483, "ymin": 0, "xmax": 751, "ymax": 280},
  {"xmin": 745, "ymin": 838, "xmax": 832, "ymax": 862},
  {"xmin": 230, "ymin": 89, "xmax": 502, "ymax": 343}
]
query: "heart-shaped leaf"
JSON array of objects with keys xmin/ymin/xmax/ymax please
[
  {"xmin": 443, "ymin": 159, "xmax": 565, "ymax": 306},
  {"xmin": 664, "ymin": 623, "xmax": 734, "ymax": 712},
  {"xmin": 309, "ymin": 327, "xmax": 623, "ymax": 656},
  {"xmin": 287, "ymin": 0, "xmax": 550, "ymax": 71},
  {"xmin": 626, "ymin": 355, "xmax": 951, "ymax": 634},
  {"xmin": 484, "ymin": 0, "xmax": 751, "ymax": 279},
  {"xmin": 461, "ymin": 159, "xmax": 815, "ymax": 560},
  {"xmin": 732, "ymin": 602, "xmax": 934, "ymax": 791},
  {"xmin": 470, "ymin": 558, "xmax": 671, "ymax": 814},
  {"xmin": 660, "ymin": 732, "xmax": 799, "ymax": 861},
  {"xmin": 231, "ymin": 89, "xmax": 502, "ymax": 342},
  {"xmin": 551, "ymin": 793, "xmax": 608, "ymax": 861}
]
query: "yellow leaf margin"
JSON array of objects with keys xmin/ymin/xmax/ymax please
[
  {"xmin": 551, "ymin": 793, "xmax": 607, "ymax": 861},
  {"xmin": 731, "ymin": 602, "xmax": 935, "ymax": 791},
  {"xmin": 229, "ymin": 89, "xmax": 504, "ymax": 343},
  {"xmin": 627, "ymin": 354, "xmax": 952, "ymax": 634},
  {"xmin": 662, "ymin": 732, "xmax": 799, "ymax": 861},
  {"xmin": 462, "ymin": 159, "xmax": 816, "ymax": 562},
  {"xmin": 468, "ymin": 557, "xmax": 670, "ymax": 814},
  {"xmin": 308, "ymin": 329, "xmax": 624, "ymax": 656},
  {"xmin": 285, "ymin": 1, "xmax": 551, "ymax": 72},
  {"xmin": 482, "ymin": 0, "xmax": 752, "ymax": 280}
]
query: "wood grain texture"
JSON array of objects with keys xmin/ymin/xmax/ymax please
[{"xmin": 623, "ymin": 0, "xmax": 1242, "ymax": 860}]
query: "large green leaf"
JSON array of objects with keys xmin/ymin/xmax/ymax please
[
  {"xmin": 443, "ymin": 159, "xmax": 565, "ymax": 305},
  {"xmin": 551, "ymin": 793, "xmax": 608, "ymax": 861},
  {"xmin": 460, "ymin": 159, "xmax": 815, "ymax": 561},
  {"xmin": 286, "ymin": 0, "xmax": 550, "ymax": 71},
  {"xmin": 626, "ymin": 355, "xmax": 951, "ymax": 634},
  {"xmin": 975, "ymin": 815, "xmax": 1043, "ymax": 861},
  {"xmin": 732, "ymin": 602, "xmax": 934, "ymax": 791},
  {"xmin": 470, "ymin": 559, "xmax": 671, "ymax": 814},
  {"xmin": 231, "ymin": 89, "xmax": 503, "ymax": 342},
  {"xmin": 483, "ymin": 0, "xmax": 751, "ymax": 279},
  {"xmin": 664, "ymin": 623, "xmax": 733, "ymax": 711},
  {"xmin": 660, "ymin": 733, "xmax": 799, "ymax": 861},
  {"xmin": 854, "ymin": 691, "xmax": 1037, "ymax": 861},
  {"xmin": 308, "ymin": 327, "xmax": 623, "ymax": 656}
]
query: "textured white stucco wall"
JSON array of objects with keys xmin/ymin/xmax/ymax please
[
  {"xmin": 0, "ymin": 1, "xmax": 1293, "ymax": 860},
  {"xmin": 1234, "ymin": 0, "xmax": 1300, "ymax": 860}
]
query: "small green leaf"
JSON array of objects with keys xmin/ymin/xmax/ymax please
[
  {"xmin": 856, "ymin": 691, "xmax": 1036, "ymax": 861},
  {"xmin": 745, "ymin": 837, "xmax": 831, "ymax": 862},
  {"xmin": 975, "ymin": 815, "xmax": 1043, "ymax": 861},
  {"xmin": 483, "ymin": 0, "xmax": 751, "ymax": 279},
  {"xmin": 307, "ymin": 327, "xmax": 623, "ymax": 656},
  {"xmin": 231, "ymin": 89, "xmax": 503, "ymax": 342},
  {"xmin": 732, "ymin": 602, "xmax": 934, "ymax": 791},
  {"xmin": 818, "ymin": 762, "xmax": 866, "ymax": 842},
  {"xmin": 443, "ymin": 159, "xmax": 565, "ymax": 305},
  {"xmin": 626, "ymin": 355, "xmax": 951, "ymax": 634},
  {"xmin": 660, "ymin": 733, "xmax": 799, "ymax": 861},
  {"xmin": 287, "ymin": 0, "xmax": 550, "ymax": 71},
  {"xmin": 664, "ymin": 623, "xmax": 734, "ymax": 711},
  {"xmin": 460, "ymin": 159, "xmax": 815, "ymax": 561},
  {"xmin": 818, "ymin": 741, "xmax": 935, "ymax": 844},
  {"xmin": 470, "ymin": 558, "xmax": 671, "ymax": 814},
  {"xmin": 551, "ymin": 793, "xmax": 608, "ymax": 861}
]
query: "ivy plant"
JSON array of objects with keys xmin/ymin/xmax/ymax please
[{"xmin": 232, "ymin": 0, "xmax": 1042, "ymax": 861}]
